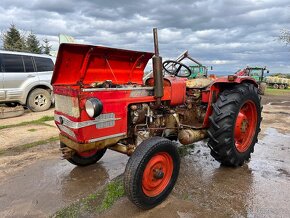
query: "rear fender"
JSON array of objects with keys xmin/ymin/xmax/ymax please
[{"xmin": 202, "ymin": 76, "xmax": 258, "ymax": 127}]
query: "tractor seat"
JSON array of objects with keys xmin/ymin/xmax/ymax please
[{"xmin": 186, "ymin": 78, "xmax": 213, "ymax": 89}]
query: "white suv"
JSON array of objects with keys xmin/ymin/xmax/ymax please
[{"xmin": 0, "ymin": 50, "xmax": 55, "ymax": 112}]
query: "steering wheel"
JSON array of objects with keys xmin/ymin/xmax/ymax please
[{"xmin": 162, "ymin": 60, "xmax": 192, "ymax": 77}]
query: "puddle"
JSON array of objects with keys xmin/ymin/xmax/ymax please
[
  {"xmin": 1, "ymin": 126, "xmax": 289, "ymax": 217},
  {"xmin": 173, "ymin": 127, "xmax": 290, "ymax": 217},
  {"xmin": 0, "ymin": 150, "xmax": 128, "ymax": 217},
  {"xmin": 102, "ymin": 127, "xmax": 290, "ymax": 217}
]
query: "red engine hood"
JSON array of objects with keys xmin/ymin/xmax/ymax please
[{"xmin": 51, "ymin": 43, "xmax": 154, "ymax": 86}]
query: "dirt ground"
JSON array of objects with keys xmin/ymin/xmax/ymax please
[{"xmin": 0, "ymin": 91, "xmax": 290, "ymax": 217}]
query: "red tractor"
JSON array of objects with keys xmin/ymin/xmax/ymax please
[{"xmin": 52, "ymin": 29, "xmax": 262, "ymax": 209}]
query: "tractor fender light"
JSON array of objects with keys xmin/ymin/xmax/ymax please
[{"xmin": 85, "ymin": 98, "xmax": 103, "ymax": 118}]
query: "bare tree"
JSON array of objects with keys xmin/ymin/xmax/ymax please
[{"xmin": 279, "ymin": 29, "xmax": 290, "ymax": 45}]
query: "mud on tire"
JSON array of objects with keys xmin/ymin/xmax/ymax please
[
  {"xmin": 124, "ymin": 137, "xmax": 180, "ymax": 209},
  {"xmin": 207, "ymin": 83, "xmax": 262, "ymax": 166}
]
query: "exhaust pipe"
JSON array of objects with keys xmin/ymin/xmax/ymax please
[{"xmin": 152, "ymin": 28, "xmax": 164, "ymax": 107}]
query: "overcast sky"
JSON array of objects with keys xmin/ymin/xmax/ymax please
[{"xmin": 0, "ymin": 0, "xmax": 289, "ymax": 73}]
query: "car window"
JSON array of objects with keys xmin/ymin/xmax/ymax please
[
  {"xmin": 23, "ymin": 56, "xmax": 35, "ymax": 72},
  {"xmin": 34, "ymin": 57, "xmax": 54, "ymax": 72},
  {"xmin": 2, "ymin": 54, "xmax": 25, "ymax": 72}
]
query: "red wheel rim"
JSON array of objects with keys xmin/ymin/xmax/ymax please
[
  {"xmin": 234, "ymin": 100, "xmax": 258, "ymax": 152},
  {"xmin": 77, "ymin": 149, "xmax": 97, "ymax": 157},
  {"xmin": 142, "ymin": 152, "xmax": 173, "ymax": 197}
]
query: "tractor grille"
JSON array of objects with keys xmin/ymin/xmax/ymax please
[{"xmin": 54, "ymin": 94, "xmax": 80, "ymax": 118}]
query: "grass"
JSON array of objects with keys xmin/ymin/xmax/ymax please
[
  {"xmin": 0, "ymin": 136, "xmax": 59, "ymax": 156},
  {"xmin": 265, "ymin": 87, "xmax": 290, "ymax": 96},
  {"xmin": 99, "ymin": 179, "xmax": 125, "ymax": 211},
  {"xmin": 0, "ymin": 115, "xmax": 54, "ymax": 130},
  {"xmin": 178, "ymin": 143, "xmax": 196, "ymax": 157},
  {"xmin": 53, "ymin": 176, "xmax": 125, "ymax": 218}
]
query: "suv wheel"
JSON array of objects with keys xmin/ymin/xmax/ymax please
[{"xmin": 27, "ymin": 88, "xmax": 52, "ymax": 112}]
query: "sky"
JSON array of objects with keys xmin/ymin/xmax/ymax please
[{"xmin": 0, "ymin": 0, "xmax": 289, "ymax": 73}]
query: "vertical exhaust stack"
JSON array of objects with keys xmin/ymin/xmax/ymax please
[{"xmin": 152, "ymin": 28, "xmax": 164, "ymax": 107}]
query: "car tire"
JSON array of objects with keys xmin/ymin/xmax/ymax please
[{"xmin": 27, "ymin": 88, "xmax": 52, "ymax": 112}]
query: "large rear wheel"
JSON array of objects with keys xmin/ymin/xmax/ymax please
[
  {"xmin": 124, "ymin": 137, "xmax": 180, "ymax": 209},
  {"xmin": 207, "ymin": 83, "xmax": 262, "ymax": 166}
]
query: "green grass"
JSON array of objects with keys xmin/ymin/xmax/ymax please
[
  {"xmin": 99, "ymin": 179, "xmax": 125, "ymax": 211},
  {"xmin": 178, "ymin": 144, "xmax": 195, "ymax": 157},
  {"xmin": 27, "ymin": 128, "xmax": 37, "ymax": 132},
  {"xmin": 53, "ymin": 177, "xmax": 125, "ymax": 218},
  {"xmin": 265, "ymin": 87, "xmax": 290, "ymax": 96},
  {"xmin": 0, "ymin": 115, "xmax": 54, "ymax": 130},
  {"xmin": 0, "ymin": 136, "xmax": 59, "ymax": 156}
]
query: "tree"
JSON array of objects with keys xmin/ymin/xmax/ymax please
[
  {"xmin": 279, "ymin": 29, "xmax": 290, "ymax": 45},
  {"xmin": 2, "ymin": 24, "xmax": 26, "ymax": 51},
  {"xmin": 42, "ymin": 38, "xmax": 52, "ymax": 55},
  {"xmin": 26, "ymin": 31, "xmax": 41, "ymax": 53}
]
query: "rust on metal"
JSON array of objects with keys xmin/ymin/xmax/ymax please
[
  {"xmin": 109, "ymin": 143, "xmax": 136, "ymax": 156},
  {"xmin": 178, "ymin": 129, "xmax": 207, "ymax": 145},
  {"xmin": 59, "ymin": 134, "xmax": 126, "ymax": 153}
]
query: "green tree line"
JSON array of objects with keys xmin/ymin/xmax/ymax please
[{"xmin": 1, "ymin": 24, "xmax": 52, "ymax": 54}]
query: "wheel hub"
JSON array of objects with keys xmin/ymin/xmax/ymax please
[
  {"xmin": 34, "ymin": 95, "xmax": 46, "ymax": 106},
  {"xmin": 234, "ymin": 100, "xmax": 258, "ymax": 153},
  {"xmin": 240, "ymin": 119, "xmax": 249, "ymax": 133},
  {"xmin": 153, "ymin": 168, "xmax": 164, "ymax": 179},
  {"xmin": 142, "ymin": 152, "xmax": 173, "ymax": 197}
]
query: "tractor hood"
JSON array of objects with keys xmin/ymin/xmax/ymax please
[{"xmin": 51, "ymin": 43, "xmax": 154, "ymax": 86}]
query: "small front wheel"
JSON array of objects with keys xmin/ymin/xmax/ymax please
[{"xmin": 124, "ymin": 137, "xmax": 180, "ymax": 209}]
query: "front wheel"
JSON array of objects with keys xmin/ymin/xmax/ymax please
[
  {"xmin": 60, "ymin": 142, "xmax": 106, "ymax": 166},
  {"xmin": 207, "ymin": 83, "xmax": 262, "ymax": 166},
  {"xmin": 124, "ymin": 137, "xmax": 180, "ymax": 209}
]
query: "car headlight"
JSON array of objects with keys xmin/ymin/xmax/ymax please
[{"xmin": 85, "ymin": 98, "xmax": 103, "ymax": 118}]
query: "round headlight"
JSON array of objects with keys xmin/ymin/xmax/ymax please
[{"xmin": 85, "ymin": 98, "xmax": 103, "ymax": 118}]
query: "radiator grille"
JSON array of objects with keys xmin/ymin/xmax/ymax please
[{"xmin": 55, "ymin": 94, "xmax": 80, "ymax": 118}]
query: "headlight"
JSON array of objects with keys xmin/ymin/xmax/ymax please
[{"xmin": 85, "ymin": 98, "xmax": 103, "ymax": 118}]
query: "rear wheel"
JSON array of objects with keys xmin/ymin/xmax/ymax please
[
  {"xmin": 279, "ymin": 84, "xmax": 285, "ymax": 89},
  {"xmin": 124, "ymin": 137, "xmax": 180, "ymax": 209},
  {"xmin": 60, "ymin": 142, "xmax": 106, "ymax": 166},
  {"xmin": 207, "ymin": 83, "xmax": 262, "ymax": 166},
  {"xmin": 273, "ymin": 83, "xmax": 279, "ymax": 89},
  {"xmin": 27, "ymin": 88, "xmax": 52, "ymax": 112}
]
